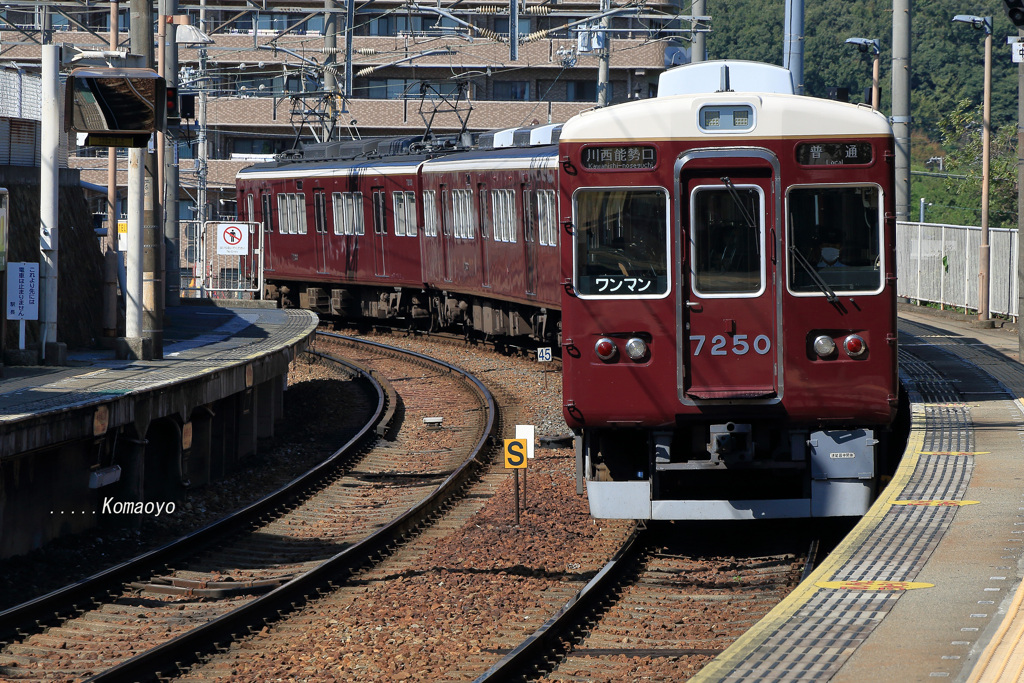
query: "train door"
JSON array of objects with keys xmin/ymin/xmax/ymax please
[
  {"xmin": 677, "ymin": 150, "xmax": 780, "ymax": 401},
  {"xmin": 440, "ymin": 185, "xmax": 453, "ymax": 282},
  {"xmin": 260, "ymin": 191, "xmax": 274, "ymax": 270},
  {"xmin": 371, "ymin": 187, "xmax": 387, "ymax": 277},
  {"xmin": 522, "ymin": 186, "xmax": 537, "ymax": 296},
  {"xmin": 313, "ymin": 189, "xmax": 328, "ymax": 273},
  {"xmin": 477, "ymin": 183, "xmax": 491, "ymax": 287}
]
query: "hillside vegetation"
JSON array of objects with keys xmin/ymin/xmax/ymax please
[{"xmin": 704, "ymin": 0, "xmax": 1020, "ymax": 226}]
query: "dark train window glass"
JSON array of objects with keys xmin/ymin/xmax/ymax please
[
  {"xmin": 787, "ymin": 185, "xmax": 882, "ymax": 294},
  {"xmin": 691, "ymin": 186, "xmax": 763, "ymax": 295},
  {"xmin": 574, "ymin": 188, "xmax": 669, "ymax": 297}
]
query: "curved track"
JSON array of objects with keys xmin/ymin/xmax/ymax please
[{"xmin": 0, "ymin": 335, "xmax": 496, "ymax": 682}]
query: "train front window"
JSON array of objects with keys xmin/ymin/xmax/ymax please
[
  {"xmin": 787, "ymin": 185, "xmax": 882, "ymax": 295},
  {"xmin": 573, "ymin": 188, "xmax": 669, "ymax": 297},
  {"xmin": 690, "ymin": 185, "xmax": 764, "ymax": 296}
]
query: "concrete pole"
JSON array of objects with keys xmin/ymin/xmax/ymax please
[
  {"xmin": 40, "ymin": 45, "xmax": 59, "ymax": 362},
  {"xmin": 104, "ymin": 1, "xmax": 120, "ymax": 340},
  {"xmin": 161, "ymin": 0, "xmax": 181, "ymax": 307},
  {"xmin": 891, "ymin": 0, "xmax": 912, "ymax": 224},
  {"xmin": 596, "ymin": 0, "xmax": 610, "ymax": 106},
  {"xmin": 197, "ymin": 0, "xmax": 208, "ymax": 275},
  {"xmin": 783, "ymin": 0, "xmax": 804, "ymax": 94},
  {"xmin": 872, "ymin": 52, "xmax": 880, "ymax": 110},
  {"xmin": 980, "ymin": 29, "xmax": 992, "ymax": 322},
  {"xmin": 126, "ymin": 149, "xmax": 144, "ymax": 341},
  {"xmin": 344, "ymin": 0, "xmax": 355, "ymax": 97},
  {"xmin": 127, "ymin": 0, "xmax": 160, "ymax": 358},
  {"xmin": 1017, "ymin": 29, "xmax": 1024, "ymax": 358},
  {"xmin": 510, "ymin": 0, "xmax": 519, "ymax": 61},
  {"xmin": 324, "ymin": 0, "xmax": 336, "ymax": 93},
  {"xmin": 692, "ymin": 0, "xmax": 705, "ymax": 63}
]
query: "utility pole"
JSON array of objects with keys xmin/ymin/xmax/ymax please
[
  {"xmin": 892, "ymin": 0, "xmax": 912, "ymax": 226},
  {"xmin": 197, "ymin": 0, "xmax": 208, "ymax": 293},
  {"xmin": 127, "ymin": 0, "xmax": 161, "ymax": 359},
  {"xmin": 692, "ymin": 0, "xmax": 705, "ymax": 63},
  {"xmin": 40, "ymin": 44, "xmax": 60, "ymax": 363},
  {"xmin": 511, "ymin": 0, "xmax": 519, "ymax": 61},
  {"xmin": 161, "ymin": 0, "xmax": 181, "ymax": 308},
  {"xmin": 103, "ymin": 1, "xmax": 119, "ymax": 342},
  {"xmin": 783, "ymin": 0, "xmax": 804, "ymax": 94},
  {"xmin": 596, "ymin": 0, "xmax": 610, "ymax": 106}
]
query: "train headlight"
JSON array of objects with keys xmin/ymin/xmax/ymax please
[
  {"xmin": 625, "ymin": 337, "xmax": 647, "ymax": 361},
  {"xmin": 813, "ymin": 335, "xmax": 836, "ymax": 358},
  {"xmin": 844, "ymin": 334, "xmax": 867, "ymax": 358},
  {"xmin": 595, "ymin": 337, "xmax": 618, "ymax": 361}
]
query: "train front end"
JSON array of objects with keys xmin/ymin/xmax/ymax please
[{"xmin": 560, "ymin": 63, "xmax": 899, "ymax": 520}]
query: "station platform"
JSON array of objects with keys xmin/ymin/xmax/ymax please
[
  {"xmin": 694, "ymin": 306, "xmax": 1024, "ymax": 683},
  {"xmin": 0, "ymin": 300, "xmax": 317, "ymax": 557}
]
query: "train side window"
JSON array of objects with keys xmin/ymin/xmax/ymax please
[
  {"xmin": 423, "ymin": 190, "xmax": 438, "ymax": 237},
  {"xmin": 394, "ymin": 192, "xmax": 407, "ymax": 236},
  {"xmin": 573, "ymin": 187, "xmax": 669, "ymax": 297},
  {"xmin": 295, "ymin": 193, "xmax": 307, "ymax": 235},
  {"xmin": 372, "ymin": 190, "xmax": 387, "ymax": 235},
  {"xmin": 491, "ymin": 189, "xmax": 516, "ymax": 242},
  {"xmin": 787, "ymin": 185, "xmax": 882, "ymax": 295},
  {"xmin": 452, "ymin": 189, "xmax": 474, "ymax": 239},
  {"xmin": 691, "ymin": 186, "xmax": 764, "ymax": 296},
  {"xmin": 537, "ymin": 190, "xmax": 557, "ymax": 247},
  {"xmin": 261, "ymin": 194, "xmax": 273, "ymax": 233},
  {"xmin": 314, "ymin": 191, "xmax": 327, "ymax": 234},
  {"xmin": 392, "ymin": 191, "xmax": 417, "ymax": 237}
]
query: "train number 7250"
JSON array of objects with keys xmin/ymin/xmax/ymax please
[{"xmin": 690, "ymin": 334, "xmax": 772, "ymax": 356}]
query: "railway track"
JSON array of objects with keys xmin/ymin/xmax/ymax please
[
  {"xmin": 475, "ymin": 522, "xmax": 815, "ymax": 682},
  {"xmin": 0, "ymin": 334, "xmax": 497, "ymax": 682}
]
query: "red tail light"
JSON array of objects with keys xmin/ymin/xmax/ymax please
[
  {"xmin": 595, "ymin": 337, "xmax": 617, "ymax": 361},
  {"xmin": 844, "ymin": 334, "xmax": 867, "ymax": 357}
]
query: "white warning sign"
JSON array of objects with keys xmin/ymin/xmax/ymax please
[{"xmin": 216, "ymin": 222, "xmax": 248, "ymax": 255}]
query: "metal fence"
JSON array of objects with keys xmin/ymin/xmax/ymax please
[
  {"xmin": 179, "ymin": 219, "xmax": 263, "ymax": 300},
  {"xmin": 896, "ymin": 221, "xmax": 1018, "ymax": 318}
]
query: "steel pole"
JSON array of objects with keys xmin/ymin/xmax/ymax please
[
  {"xmin": 891, "ymin": 0, "xmax": 912, "ymax": 224},
  {"xmin": 40, "ymin": 45, "xmax": 59, "ymax": 361},
  {"xmin": 979, "ymin": 30, "xmax": 992, "ymax": 322}
]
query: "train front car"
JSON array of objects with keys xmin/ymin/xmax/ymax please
[{"xmin": 561, "ymin": 61, "xmax": 898, "ymax": 520}]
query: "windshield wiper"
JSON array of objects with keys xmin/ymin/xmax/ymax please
[
  {"xmin": 789, "ymin": 245, "xmax": 838, "ymax": 303},
  {"xmin": 720, "ymin": 177, "xmax": 759, "ymax": 255}
]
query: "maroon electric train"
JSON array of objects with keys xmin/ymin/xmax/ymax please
[
  {"xmin": 560, "ymin": 61, "xmax": 900, "ymax": 519},
  {"xmin": 236, "ymin": 128, "xmax": 562, "ymax": 342},
  {"xmin": 236, "ymin": 60, "xmax": 901, "ymax": 520}
]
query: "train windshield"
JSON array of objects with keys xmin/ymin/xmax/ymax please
[
  {"xmin": 787, "ymin": 185, "xmax": 882, "ymax": 294},
  {"xmin": 573, "ymin": 187, "xmax": 669, "ymax": 297},
  {"xmin": 690, "ymin": 185, "xmax": 764, "ymax": 295}
]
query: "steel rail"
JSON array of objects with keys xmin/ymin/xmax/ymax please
[
  {"xmin": 0, "ymin": 351, "xmax": 384, "ymax": 645},
  {"xmin": 84, "ymin": 334, "xmax": 498, "ymax": 682}
]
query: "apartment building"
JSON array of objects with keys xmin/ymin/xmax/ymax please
[{"xmin": 0, "ymin": 1, "xmax": 695, "ymax": 219}]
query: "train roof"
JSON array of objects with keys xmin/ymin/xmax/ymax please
[
  {"xmin": 421, "ymin": 143, "xmax": 558, "ymax": 173},
  {"xmin": 560, "ymin": 90, "xmax": 892, "ymax": 143},
  {"xmin": 658, "ymin": 60, "xmax": 795, "ymax": 96},
  {"xmin": 236, "ymin": 151, "xmax": 431, "ymax": 180}
]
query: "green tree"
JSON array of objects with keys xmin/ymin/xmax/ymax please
[{"xmin": 939, "ymin": 98, "xmax": 1018, "ymax": 228}]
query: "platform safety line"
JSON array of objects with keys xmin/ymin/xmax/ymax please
[
  {"xmin": 690, "ymin": 403, "xmax": 928, "ymax": 682},
  {"xmin": 963, "ymin": 399, "xmax": 1024, "ymax": 683}
]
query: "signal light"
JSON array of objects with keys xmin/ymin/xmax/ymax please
[
  {"xmin": 1004, "ymin": 1, "xmax": 1024, "ymax": 28},
  {"xmin": 166, "ymin": 85, "xmax": 180, "ymax": 125},
  {"xmin": 595, "ymin": 337, "xmax": 617, "ymax": 361},
  {"xmin": 844, "ymin": 334, "xmax": 867, "ymax": 358}
]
